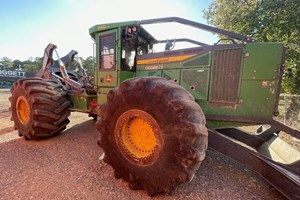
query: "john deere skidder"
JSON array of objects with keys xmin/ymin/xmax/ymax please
[{"xmin": 10, "ymin": 17, "xmax": 299, "ymax": 198}]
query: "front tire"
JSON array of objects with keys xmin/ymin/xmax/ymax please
[
  {"xmin": 97, "ymin": 77, "xmax": 208, "ymax": 196},
  {"xmin": 10, "ymin": 78, "xmax": 71, "ymax": 140}
]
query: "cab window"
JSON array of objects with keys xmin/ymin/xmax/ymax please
[
  {"xmin": 99, "ymin": 33, "xmax": 115, "ymax": 70},
  {"xmin": 121, "ymin": 27, "xmax": 150, "ymax": 71},
  {"xmin": 121, "ymin": 37, "xmax": 136, "ymax": 70}
]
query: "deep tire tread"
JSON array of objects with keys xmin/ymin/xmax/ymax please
[
  {"xmin": 32, "ymin": 121, "xmax": 57, "ymax": 130},
  {"xmin": 53, "ymin": 113, "xmax": 70, "ymax": 126},
  {"xmin": 55, "ymin": 101, "xmax": 70, "ymax": 113},
  {"xmin": 10, "ymin": 78, "xmax": 71, "ymax": 139},
  {"xmin": 31, "ymin": 96, "xmax": 60, "ymax": 107},
  {"xmin": 33, "ymin": 109, "xmax": 60, "ymax": 120}
]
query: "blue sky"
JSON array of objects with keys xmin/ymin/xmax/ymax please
[{"xmin": 0, "ymin": 0, "xmax": 215, "ymax": 61}]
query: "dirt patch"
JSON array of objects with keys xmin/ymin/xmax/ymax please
[
  {"xmin": 0, "ymin": 127, "xmax": 14, "ymax": 135},
  {"xmin": 0, "ymin": 89, "xmax": 11, "ymax": 107},
  {"xmin": 239, "ymin": 125, "xmax": 300, "ymax": 152},
  {"xmin": 0, "ymin": 90, "xmax": 14, "ymax": 136}
]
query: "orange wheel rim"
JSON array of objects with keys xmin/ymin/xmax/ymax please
[
  {"xmin": 115, "ymin": 109, "xmax": 162, "ymax": 166},
  {"xmin": 16, "ymin": 96, "xmax": 30, "ymax": 124}
]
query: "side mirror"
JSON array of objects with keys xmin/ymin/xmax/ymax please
[{"xmin": 165, "ymin": 39, "xmax": 176, "ymax": 50}]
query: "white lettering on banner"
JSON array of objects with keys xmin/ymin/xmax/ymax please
[{"xmin": 0, "ymin": 70, "xmax": 26, "ymax": 77}]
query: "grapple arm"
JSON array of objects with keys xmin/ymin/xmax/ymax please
[
  {"xmin": 51, "ymin": 50, "xmax": 78, "ymax": 68},
  {"xmin": 35, "ymin": 43, "xmax": 57, "ymax": 77}
]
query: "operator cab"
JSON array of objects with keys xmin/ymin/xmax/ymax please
[{"xmin": 121, "ymin": 25, "xmax": 157, "ymax": 71}]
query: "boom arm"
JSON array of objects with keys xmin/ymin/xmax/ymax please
[{"xmin": 140, "ymin": 17, "xmax": 253, "ymax": 43}]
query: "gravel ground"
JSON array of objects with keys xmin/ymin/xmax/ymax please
[{"xmin": 0, "ymin": 89, "xmax": 286, "ymax": 200}]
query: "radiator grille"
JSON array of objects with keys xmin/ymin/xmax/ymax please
[{"xmin": 209, "ymin": 48, "xmax": 242, "ymax": 105}]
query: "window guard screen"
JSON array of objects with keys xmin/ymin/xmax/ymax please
[{"xmin": 99, "ymin": 33, "xmax": 115, "ymax": 70}]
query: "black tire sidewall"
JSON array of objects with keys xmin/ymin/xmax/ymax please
[{"xmin": 10, "ymin": 85, "xmax": 33, "ymax": 135}]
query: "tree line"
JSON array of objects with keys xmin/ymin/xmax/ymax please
[{"xmin": 0, "ymin": 56, "xmax": 95, "ymax": 76}]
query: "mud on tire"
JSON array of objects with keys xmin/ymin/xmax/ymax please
[
  {"xmin": 97, "ymin": 77, "xmax": 208, "ymax": 196},
  {"xmin": 10, "ymin": 78, "xmax": 71, "ymax": 140}
]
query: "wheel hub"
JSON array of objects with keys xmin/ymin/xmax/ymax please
[
  {"xmin": 16, "ymin": 96, "xmax": 30, "ymax": 124},
  {"xmin": 115, "ymin": 109, "xmax": 162, "ymax": 166}
]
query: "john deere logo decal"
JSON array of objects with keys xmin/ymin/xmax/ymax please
[{"xmin": 105, "ymin": 74, "xmax": 113, "ymax": 83}]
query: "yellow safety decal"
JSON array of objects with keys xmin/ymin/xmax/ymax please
[{"xmin": 137, "ymin": 54, "xmax": 197, "ymax": 65}]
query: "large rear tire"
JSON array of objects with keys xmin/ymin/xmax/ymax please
[
  {"xmin": 97, "ymin": 77, "xmax": 208, "ymax": 196},
  {"xmin": 10, "ymin": 78, "xmax": 71, "ymax": 140}
]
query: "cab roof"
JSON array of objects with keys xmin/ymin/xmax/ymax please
[
  {"xmin": 89, "ymin": 20, "xmax": 158, "ymax": 44},
  {"xmin": 89, "ymin": 20, "xmax": 138, "ymax": 38}
]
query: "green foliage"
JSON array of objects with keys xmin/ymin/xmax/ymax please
[
  {"xmin": 22, "ymin": 57, "xmax": 42, "ymax": 72},
  {"xmin": 62, "ymin": 56, "xmax": 95, "ymax": 76},
  {"xmin": 204, "ymin": 0, "xmax": 300, "ymax": 94},
  {"xmin": 12, "ymin": 60, "xmax": 23, "ymax": 70},
  {"xmin": 82, "ymin": 56, "xmax": 95, "ymax": 76},
  {"xmin": 66, "ymin": 59, "xmax": 80, "ymax": 71},
  {"xmin": 0, "ymin": 57, "xmax": 13, "ymax": 69}
]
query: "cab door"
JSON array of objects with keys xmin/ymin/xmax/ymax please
[{"xmin": 96, "ymin": 29, "xmax": 119, "ymax": 104}]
